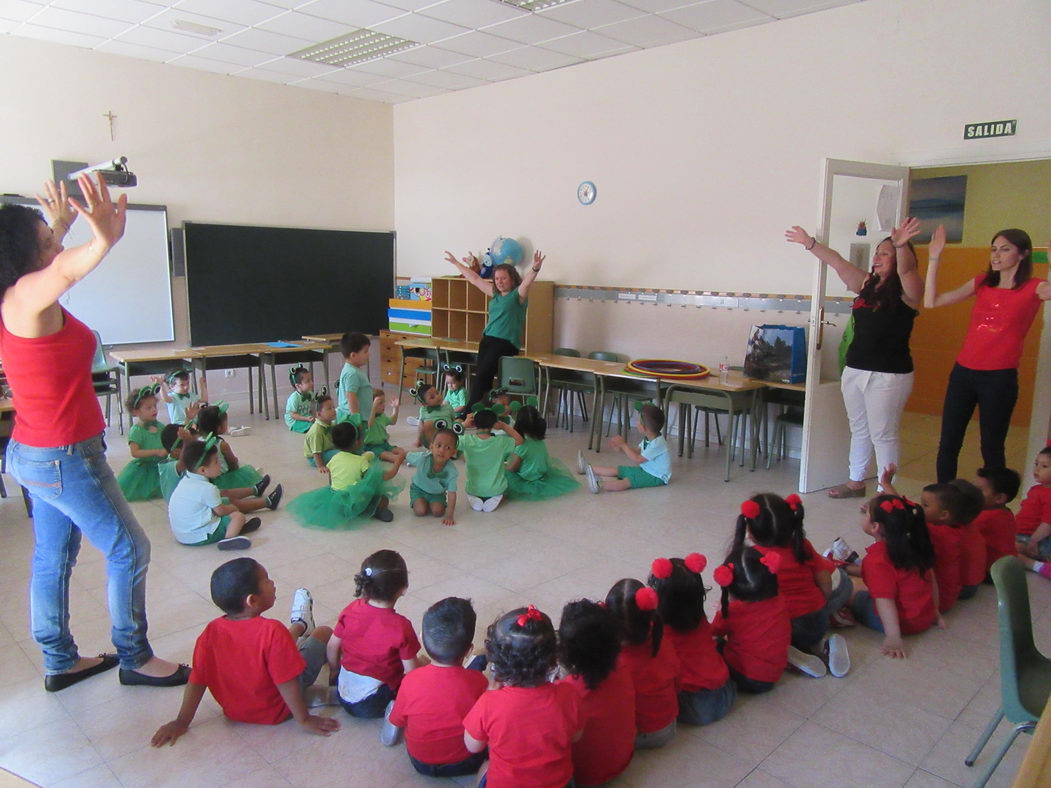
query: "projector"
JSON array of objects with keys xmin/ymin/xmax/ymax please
[{"xmin": 67, "ymin": 157, "xmax": 138, "ymax": 187}]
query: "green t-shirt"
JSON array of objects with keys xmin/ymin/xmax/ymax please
[
  {"xmin": 458, "ymin": 432, "xmax": 515, "ymax": 498},
  {"xmin": 363, "ymin": 413, "xmax": 392, "ymax": 446},
  {"xmin": 304, "ymin": 420, "xmax": 335, "ymax": 458},
  {"xmin": 444, "ymin": 388, "xmax": 467, "ymax": 410},
  {"xmin": 412, "ymin": 452, "xmax": 458, "ymax": 495},
  {"xmin": 420, "ymin": 403, "xmax": 455, "ymax": 424},
  {"xmin": 337, "ymin": 362, "xmax": 372, "ymax": 420},
  {"xmin": 484, "ymin": 290, "xmax": 527, "ymax": 348},
  {"xmin": 512, "ymin": 439, "xmax": 549, "ymax": 482},
  {"xmin": 285, "ymin": 391, "xmax": 314, "ymax": 430},
  {"xmin": 128, "ymin": 422, "xmax": 164, "ymax": 464}
]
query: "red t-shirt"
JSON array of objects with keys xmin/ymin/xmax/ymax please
[
  {"xmin": 333, "ymin": 599, "xmax": 420, "ymax": 689},
  {"xmin": 975, "ymin": 508, "xmax": 1017, "ymax": 569},
  {"xmin": 561, "ymin": 665, "xmax": 636, "ymax": 786},
  {"xmin": 666, "ymin": 620, "xmax": 729, "ymax": 692},
  {"xmin": 958, "ymin": 522, "xmax": 987, "ymax": 588},
  {"xmin": 0, "ymin": 308, "xmax": 104, "ymax": 447},
  {"xmin": 1016, "ymin": 484, "xmax": 1051, "ymax": 537},
  {"xmin": 753, "ymin": 541, "xmax": 832, "ymax": 619},
  {"xmin": 388, "ymin": 664, "xmax": 487, "ymax": 766},
  {"xmin": 860, "ymin": 541, "xmax": 936, "ymax": 635},
  {"xmin": 188, "ymin": 616, "xmax": 305, "ymax": 725},
  {"xmin": 956, "ymin": 275, "xmax": 1045, "ymax": 370},
  {"xmin": 710, "ymin": 596, "xmax": 790, "ymax": 684},
  {"xmin": 618, "ymin": 635, "xmax": 681, "ymax": 734},
  {"xmin": 463, "ymin": 683, "xmax": 580, "ymax": 788},
  {"xmin": 928, "ymin": 523, "xmax": 963, "ymax": 613}
]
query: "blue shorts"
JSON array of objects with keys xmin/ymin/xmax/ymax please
[{"xmin": 849, "ymin": 590, "xmax": 885, "ymax": 633}]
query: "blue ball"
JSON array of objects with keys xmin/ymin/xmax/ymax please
[{"xmin": 488, "ymin": 237, "xmax": 524, "ymax": 267}]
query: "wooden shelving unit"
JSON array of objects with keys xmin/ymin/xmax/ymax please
[{"xmin": 429, "ymin": 276, "xmax": 553, "ymax": 354}]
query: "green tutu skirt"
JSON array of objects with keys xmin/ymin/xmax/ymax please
[
  {"xmin": 117, "ymin": 460, "xmax": 163, "ymax": 501},
  {"xmin": 289, "ymin": 421, "xmax": 311, "ymax": 434},
  {"xmin": 505, "ymin": 457, "xmax": 580, "ymax": 501},
  {"xmin": 214, "ymin": 465, "xmax": 263, "ymax": 490},
  {"xmin": 288, "ymin": 462, "xmax": 404, "ymax": 530}
]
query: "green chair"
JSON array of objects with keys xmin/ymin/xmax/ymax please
[
  {"xmin": 498, "ymin": 356, "xmax": 538, "ymax": 398},
  {"xmin": 965, "ymin": 556, "xmax": 1051, "ymax": 787},
  {"xmin": 547, "ymin": 348, "xmax": 591, "ymax": 432},
  {"xmin": 588, "ymin": 351, "xmax": 650, "ymax": 437},
  {"xmin": 91, "ymin": 330, "xmax": 123, "ymax": 434}
]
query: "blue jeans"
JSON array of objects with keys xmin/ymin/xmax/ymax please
[
  {"xmin": 7, "ymin": 434, "xmax": 153, "ymax": 674},
  {"xmin": 409, "ymin": 751, "xmax": 486, "ymax": 778},
  {"xmin": 849, "ymin": 590, "xmax": 885, "ymax": 633},
  {"xmin": 791, "ymin": 567, "xmax": 854, "ymax": 651},
  {"xmin": 678, "ymin": 678, "xmax": 737, "ymax": 726},
  {"xmin": 340, "ymin": 682, "xmax": 394, "ymax": 718}
]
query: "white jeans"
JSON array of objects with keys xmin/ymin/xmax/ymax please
[{"xmin": 840, "ymin": 366, "xmax": 914, "ymax": 484}]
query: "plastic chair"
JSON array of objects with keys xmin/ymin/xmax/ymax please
[
  {"xmin": 498, "ymin": 356, "xmax": 538, "ymax": 398},
  {"xmin": 965, "ymin": 557, "xmax": 1051, "ymax": 787},
  {"xmin": 765, "ymin": 406, "xmax": 804, "ymax": 469},
  {"xmin": 588, "ymin": 351, "xmax": 649, "ymax": 437},
  {"xmin": 547, "ymin": 348, "xmax": 591, "ymax": 432},
  {"xmin": 91, "ymin": 331, "xmax": 123, "ymax": 434}
]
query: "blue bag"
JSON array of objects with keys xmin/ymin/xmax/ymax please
[{"xmin": 743, "ymin": 324, "xmax": 807, "ymax": 383}]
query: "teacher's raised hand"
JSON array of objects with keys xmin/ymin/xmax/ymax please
[
  {"xmin": 890, "ymin": 217, "xmax": 922, "ymax": 248},
  {"xmin": 532, "ymin": 250, "xmax": 545, "ymax": 271},
  {"xmin": 35, "ymin": 180, "xmax": 77, "ymax": 237},
  {"xmin": 69, "ymin": 172, "xmax": 128, "ymax": 255},
  {"xmin": 784, "ymin": 226, "xmax": 814, "ymax": 248}
]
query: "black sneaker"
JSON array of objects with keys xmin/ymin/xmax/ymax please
[
  {"xmin": 242, "ymin": 517, "xmax": 262, "ymax": 534},
  {"xmin": 253, "ymin": 474, "xmax": 271, "ymax": 497},
  {"xmin": 218, "ymin": 536, "xmax": 251, "ymax": 550},
  {"xmin": 266, "ymin": 484, "xmax": 283, "ymax": 510},
  {"xmin": 373, "ymin": 508, "xmax": 394, "ymax": 523}
]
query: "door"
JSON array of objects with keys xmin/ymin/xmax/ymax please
[{"xmin": 798, "ymin": 159, "xmax": 911, "ymax": 493}]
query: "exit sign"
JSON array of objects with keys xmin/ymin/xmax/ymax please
[{"xmin": 964, "ymin": 119, "xmax": 1017, "ymax": 139}]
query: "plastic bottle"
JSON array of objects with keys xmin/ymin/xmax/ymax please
[{"xmin": 719, "ymin": 356, "xmax": 730, "ymax": 385}]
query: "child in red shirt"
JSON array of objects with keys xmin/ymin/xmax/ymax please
[
  {"xmin": 557, "ymin": 599, "xmax": 636, "ymax": 787},
  {"xmin": 974, "ymin": 466, "xmax": 1021, "ymax": 573},
  {"xmin": 947, "ymin": 478, "xmax": 987, "ymax": 599},
  {"xmin": 737, "ymin": 493, "xmax": 851, "ymax": 678},
  {"xmin": 151, "ymin": 558, "xmax": 339, "ymax": 745},
  {"xmin": 647, "ymin": 553, "xmax": 736, "ymax": 725},
  {"xmin": 605, "ymin": 577, "xmax": 681, "ymax": 748},
  {"xmin": 919, "ymin": 483, "xmax": 966, "ymax": 612},
  {"xmin": 1016, "ymin": 448, "xmax": 1051, "ymax": 562},
  {"xmin": 847, "ymin": 494, "xmax": 942, "ymax": 658},
  {"xmin": 711, "ymin": 543, "xmax": 790, "ymax": 694},
  {"xmin": 464, "ymin": 605, "xmax": 581, "ymax": 788},
  {"xmin": 385, "ymin": 597, "xmax": 487, "ymax": 777},
  {"xmin": 326, "ymin": 550, "xmax": 421, "ymax": 718}
]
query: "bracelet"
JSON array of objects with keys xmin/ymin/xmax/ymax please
[
  {"xmin": 894, "ymin": 243, "xmax": 905, "ymax": 249},
  {"xmin": 805, "ymin": 237, "xmax": 816, "ymax": 250},
  {"xmin": 531, "ymin": 266, "xmax": 540, "ymax": 272}
]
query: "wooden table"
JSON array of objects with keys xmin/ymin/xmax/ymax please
[
  {"xmin": 108, "ymin": 348, "xmax": 201, "ymax": 429},
  {"xmin": 189, "ymin": 344, "xmax": 266, "ymax": 417},
  {"xmin": 256, "ymin": 341, "xmax": 332, "ymax": 421}
]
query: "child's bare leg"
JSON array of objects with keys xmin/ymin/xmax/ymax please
[
  {"xmin": 225, "ymin": 511, "xmax": 246, "ymax": 537},
  {"xmin": 430, "ymin": 501, "xmax": 446, "ymax": 518},
  {"xmin": 222, "ymin": 487, "xmax": 255, "ymax": 500},
  {"xmin": 591, "ymin": 465, "xmax": 620, "ymax": 477},
  {"xmin": 412, "ymin": 498, "xmax": 430, "ymax": 517},
  {"xmin": 602, "ymin": 478, "xmax": 632, "ymax": 492},
  {"xmin": 233, "ymin": 497, "xmax": 267, "ymax": 513}
]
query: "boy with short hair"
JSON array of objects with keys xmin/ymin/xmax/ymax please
[
  {"xmin": 946, "ymin": 478, "xmax": 986, "ymax": 600},
  {"xmin": 580, "ymin": 403, "xmax": 671, "ymax": 493},
  {"xmin": 919, "ymin": 483, "xmax": 966, "ymax": 613},
  {"xmin": 1015, "ymin": 448, "xmax": 1051, "ymax": 579},
  {"xmin": 151, "ymin": 559, "xmax": 339, "ymax": 746},
  {"xmin": 382, "ymin": 597, "xmax": 488, "ymax": 777},
  {"xmin": 305, "ymin": 394, "xmax": 338, "ymax": 473},
  {"xmin": 337, "ymin": 332, "xmax": 372, "ymax": 424},
  {"xmin": 973, "ymin": 466, "xmax": 1021, "ymax": 573}
]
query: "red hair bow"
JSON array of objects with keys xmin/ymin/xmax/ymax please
[
  {"xmin": 785, "ymin": 494, "xmax": 802, "ymax": 511},
  {"xmin": 634, "ymin": 587, "xmax": 659, "ymax": 611},
  {"xmin": 713, "ymin": 564, "xmax": 735, "ymax": 587},
  {"xmin": 651, "ymin": 557, "xmax": 673, "ymax": 580},
  {"xmin": 741, "ymin": 500, "xmax": 760, "ymax": 520},
  {"xmin": 880, "ymin": 498, "xmax": 905, "ymax": 513},
  {"xmin": 516, "ymin": 605, "xmax": 543, "ymax": 627},
  {"xmin": 759, "ymin": 552, "xmax": 781, "ymax": 575},
  {"xmin": 684, "ymin": 553, "xmax": 707, "ymax": 574}
]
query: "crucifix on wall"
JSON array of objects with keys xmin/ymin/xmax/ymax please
[{"xmin": 103, "ymin": 110, "xmax": 117, "ymax": 141}]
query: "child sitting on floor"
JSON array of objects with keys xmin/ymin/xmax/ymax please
[
  {"xmin": 196, "ymin": 405, "xmax": 265, "ymax": 490},
  {"xmin": 1015, "ymin": 447, "xmax": 1051, "ymax": 563},
  {"xmin": 151, "ymin": 558, "xmax": 338, "ymax": 745},
  {"xmin": 363, "ymin": 389, "xmax": 406, "ymax": 464},
  {"xmin": 973, "ymin": 466, "xmax": 1021, "ymax": 574},
  {"xmin": 458, "ymin": 406, "xmax": 522, "ymax": 513},
  {"xmin": 443, "ymin": 365, "xmax": 468, "ymax": 418},
  {"xmin": 504, "ymin": 404, "xmax": 579, "ymax": 501},
  {"xmin": 580, "ymin": 402, "xmax": 670, "ymax": 493},
  {"xmin": 947, "ymin": 478, "xmax": 986, "ymax": 599},
  {"xmin": 410, "ymin": 428, "xmax": 459, "ymax": 525},
  {"xmin": 284, "ymin": 364, "xmax": 317, "ymax": 433},
  {"xmin": 117, "ymin": 385, "xmax": 167, "ymax": 501},
  {"xmin": 414, "ymin": 383, "xmax": 455, "ymax": 449},
  {"xmin": 155, "ymin": 368, "xmax": 207, "ymax": 425},
  {"xmin": 304, "ymin": 393, "xmax": 338, "ymax": 473},
  {"xmin": 917, "ymin": 482, "xmax": 966, "ymax": 613},
  {"xmin": 384, "ymin": 597, "xmax": 488, "ymax": 778}
]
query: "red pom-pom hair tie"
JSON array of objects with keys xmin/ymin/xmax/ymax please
[
  {"xmin": 684, "ymin": 553, "xmax": 707, "ymax": 574},
  {"xmin": 785, "ymin": 493, "xmax": 802, "ymax": 511},
  {"xmin": 516, "ymin": 604, "xmax": 543, "ymax": 627},
  {"xmin": 879, "ymin": 498, "xmax": 905, "ymax": 514},
  {"xmin": 713, "ymin": 564, "xmax": 735, "ymax": 587},
  {"xmin": 741, "ymin": 500, "xmax": 761, "ymax": 520},
  {"xmin": 651, "ymin": 557, "xmax": 673, "ymax": 580},
  {"xmin": 634, "ymin": 587, "xmax": 659, "ymax": 611},
  {"xmin": 758, "ymin": 552, "xmax": 781, "ymax": 575}
]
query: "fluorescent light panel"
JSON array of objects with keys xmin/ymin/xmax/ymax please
[
  {"xmin": 290, "ymin": 29, "xmax": 419, "ymax": 67},
  {"xmin": 489, "ymin": 0, "xmax": 575, "ymax": 11}
]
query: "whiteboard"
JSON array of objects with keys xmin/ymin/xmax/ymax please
[{"xmin": 1, "ymin": 197, "xmax": 174, "ymax": 345}]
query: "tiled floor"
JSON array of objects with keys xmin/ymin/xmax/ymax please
[{"xmin": 0, "ymin": 401, "xmax": 1045, "ymax": 787}]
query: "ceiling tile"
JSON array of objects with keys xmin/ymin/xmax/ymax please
[
  {"xmin": 95, "ymin": 39, "xmax": 178, "ymax": 61},
  {"xmin": 144, "ymin": 8, "xmax": 245, "ymax": 38},
  {"xmin": 165, "ymin": 53, "xmax": 244, "ymax": 73},
  {"xmin": 371, "ymin": 0, "xmax": 443, "ymax": 11},
  {"xmin": 236, "ymin": 67, "xmax": 299, "ymax": 83},
  {"xmin": 51, "ymin": 0, "xmax": 164, "ymax": 24},
  {"xmin": 483, "ymin": 13, "xmax": 580, "ymax": 44},
  {"xmin": 0, "ymin": 17, "xmax": 17, "ymax": 32},
  {"xmin": 539, "ymin": 30, "xmax": 635, "ymax": 57},
  {"xmin": 219, "ymin": 26, "xmax": 312, "ymax": 54},
  {"xmin": 0, "ymin": 0, "xmax": 44, "ymax": 24},
  {"xmin": 406, "ymin": 68, "xmax": 486, "ymax": 88},
  {"xmin": 313, "ymin": 68, "xmax": 389, "ymax": 86},
  {"xmin": 744, "ymin": 0, "xmax": 854, "ymax": 17},
  {"xmin": 659, "ymin": 0, "xmax": 770, "ymax": 33},
  {"xmin": 297, "ymin": 0, "xmax": 406, "ymax": 28},
  {"xmin": 419, "ymin": 0, "xmax": 526, "ymax": 29},
  {"xmin": 113, "ymin": 24, "xmax": 212, "ymax": 52},
  {"xmin": 30, "ymin": 6, "xmax": 134, "ymax": 37},
  {"xmin": 290, "ymin": 79, "xmax": 343, "ymax": 93},
  {"xmin": 444, "ymin": 56, "xmax": 530, "ymax": 80},
  {"xmin": 14, "ymin": 23, "xmax": 107, "ymax": 48},
  {"xmin": 596, "ymin": 13, "xmax": 697, "ymax": 46},
  {"xmin": 436, "ymin": 30, "xmax": 519, "ymax": 56},
  {"xmin": 372, "ymin": 12, "xmax": 468, "ymax": 44},
  {"xmin": 351, "ymin": 56, "xmax": 431, "ymax": 76},
  {"xmin": 616, "ymin": 0, "xmax": 694, "ymax": 12},
  {"xmin": 489, "ymin": 45, "xmax": 582, "ymax": 70},
  {"xmin": 346, "ymin": 84, "xmax": 414, "ymax": 102},
  {"xmin": 383, "ymin": 79, "xmax": 448, "ymax": 98},
  {"xmin": 174, "ymin": 0, "xmax": 286, "ymax": 26},
  {"xmin": 188, "ymin": 41, "xmax": 276, "ymax": 65},
  {"xmin": 255, "ymin": 10, "xmax": 354, "ymax": 41},
  {"xmin": 251, "ymin": 56, "xmax": 341, "ymax": 76},
  {"xmin": 538, "ymin": 0, "xmax": 644, "ymax": 29},
  {"xmin": 388, "ymin": 44, "xmax": 470, "ymax": 68}
]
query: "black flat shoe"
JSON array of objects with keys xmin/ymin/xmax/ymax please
[
  {"xmin": 253, "ymin": 474, "xmax": 271, "ymax": 497},
  {"xmin": 44, "ymin": 653, "xmax": 119, "ymax": 692},
  {"xmin": 118, "ymin": 663, "xmax": 191, "ymax": 687}
]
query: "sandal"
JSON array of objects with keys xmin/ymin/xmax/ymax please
[{"xmin": 827, "ymin": 483, "xmax": 866, "ymax": 499}]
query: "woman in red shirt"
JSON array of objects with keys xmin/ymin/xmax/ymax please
[
  {"xmin": 925, "ymin": 226, "xmax": 1051, "ymax": 482},
  {"xmin": 0, "ymin": 176, "xmax": 187, "ymax": 691}
]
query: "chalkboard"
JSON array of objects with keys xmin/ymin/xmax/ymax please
[
  {"xmin": 0, "ymin": 196, "xmax": 174, "ymax": 345},
  {"xmin": 184, "ymin": 222, "xmax": 394, "ymax": 346}
]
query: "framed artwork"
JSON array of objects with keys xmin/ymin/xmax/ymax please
[{"xmin": 909, "ymin": 175, "xmax": 967, "ymax": 243}]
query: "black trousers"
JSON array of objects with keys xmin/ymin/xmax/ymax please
[
  {"xmin": 467, "ymin": 334, "xmax": 519, "ymax": 411},
  {"xmin": 936, "ymin": 363, "xmax": 1018, "ymax": 483}
]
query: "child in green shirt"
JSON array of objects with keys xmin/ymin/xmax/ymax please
[
  {"xmin": 414, "ymin": 383, "xmax": 455, "ymax": 449},
  {"xmin": 363, "ymin": 390, "xmax": 406, "ymax": 465},
  {"xmin": 443, "ymin": 366, "xmax": 468, "ymax": 418},
  {"xmin": 459, "ymin": 407, "xmax": 522, "ymax": 513},
  {"xmin": 410, "ymin": 428, "xmax": 459, "ymax": 525}
]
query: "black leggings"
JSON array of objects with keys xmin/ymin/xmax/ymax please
[
  {"xmin": 936, "ymin": 363, "xmax": 1018, "ymax": 483},
  {"xmin": 467, "ymin": 334, "xmax": 519, "ymax": 411}
]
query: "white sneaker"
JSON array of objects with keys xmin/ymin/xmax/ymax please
[
  {"xmin": 825, "ymin": 634, "xmax": 850, "ymax": 678},
  {"xmin": 481, "ymin": 495, "xmax": 503, "ymax": 513},
  {"xmin": 825, "ymin": 537, "xmax": 859, "ymax": 564},
  {"xmin": 406, "ymin": 416, "xmax": 420, "ymax": 427},
  {"xmin": 787, "ymin": 645, "xmax": 827, "ymax": 678},
  {"xmin": 585, "ymin": 465, "xmax": 601, "ymax": 494},
  {"xmin": 577, "ymin": 450, "xmax": 587, "ymax": 475},
  {"xmin": 228, "ymin": 425, "xmax": 251, "ymax": 437},
  {"xmin": 467, "ymin": 495, "xmax": 484, "ymax": 511},
  {"xmin": 379, "ymin": 700, "xmax": 403, "ymax": 746},
  {"xmin": 290, "ymin": 588, "xmax": 314, "ymax": 638}
]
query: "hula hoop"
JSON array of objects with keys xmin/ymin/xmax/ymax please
[{"xmin": 625, "ymin": 359, "xmax": 710, "ymax": 380}]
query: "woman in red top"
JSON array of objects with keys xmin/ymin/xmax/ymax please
[
  {"xmin": 0, "ymin": 176, "xmax": 186, "ymax": 692},
  {"xmin": 925, "ymin": 226, "xmax": 1051, "ymax": 482},
  {"xmin": 646, "ymin": 553, "xmax": 736, "ymax": 725}
]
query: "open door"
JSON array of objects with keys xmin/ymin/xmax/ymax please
[{"xmin": 798, "ymin": 159, "xmax": 911, "ymax": 493}]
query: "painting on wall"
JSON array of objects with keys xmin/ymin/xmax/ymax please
[{"xmin": 908, "ymin": 175, "xmax": 967, "ymax": 243}]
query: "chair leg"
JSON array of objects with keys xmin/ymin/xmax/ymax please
[
  {"xmin": 578, "ymin": 392, "xmax": 589, "ymax": 423},
  {"xmin": 569, "ymin": 389, "xmax": 576, "ymax": 433},
  {"xmin": 965, "ymin": 709, "xmax": 1004, "ymax": 767},
  {"xmin": 969, "ymin": 720, "xmax": 1033, "ymax": 788}
]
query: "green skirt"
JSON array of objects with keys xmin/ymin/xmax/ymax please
[
  {"xmin": 117, "ymin": 460, "xmax": 163, "ymax": 501},
  {"xmin": 364, "ymin": 441, "xmax": 393, "ymax": 455},
  {"xmin": 288, "ymin": 462, "xmax": 404, "ymax": 530},
  {"xmin": 505, "ymin": 457, "xmax": 581, "ymax": 501},
  {"xmin": 214, "ymin": 465, "xmax": 263, "ymax": 490},
  {"xmin": 289, "ymin": 420, "xmax": 311, "ymax": 434}
]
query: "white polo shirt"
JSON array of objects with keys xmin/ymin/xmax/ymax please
[{"xmin": 168, "ymin": 470, "xmax": 222, "ymax": 544}]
